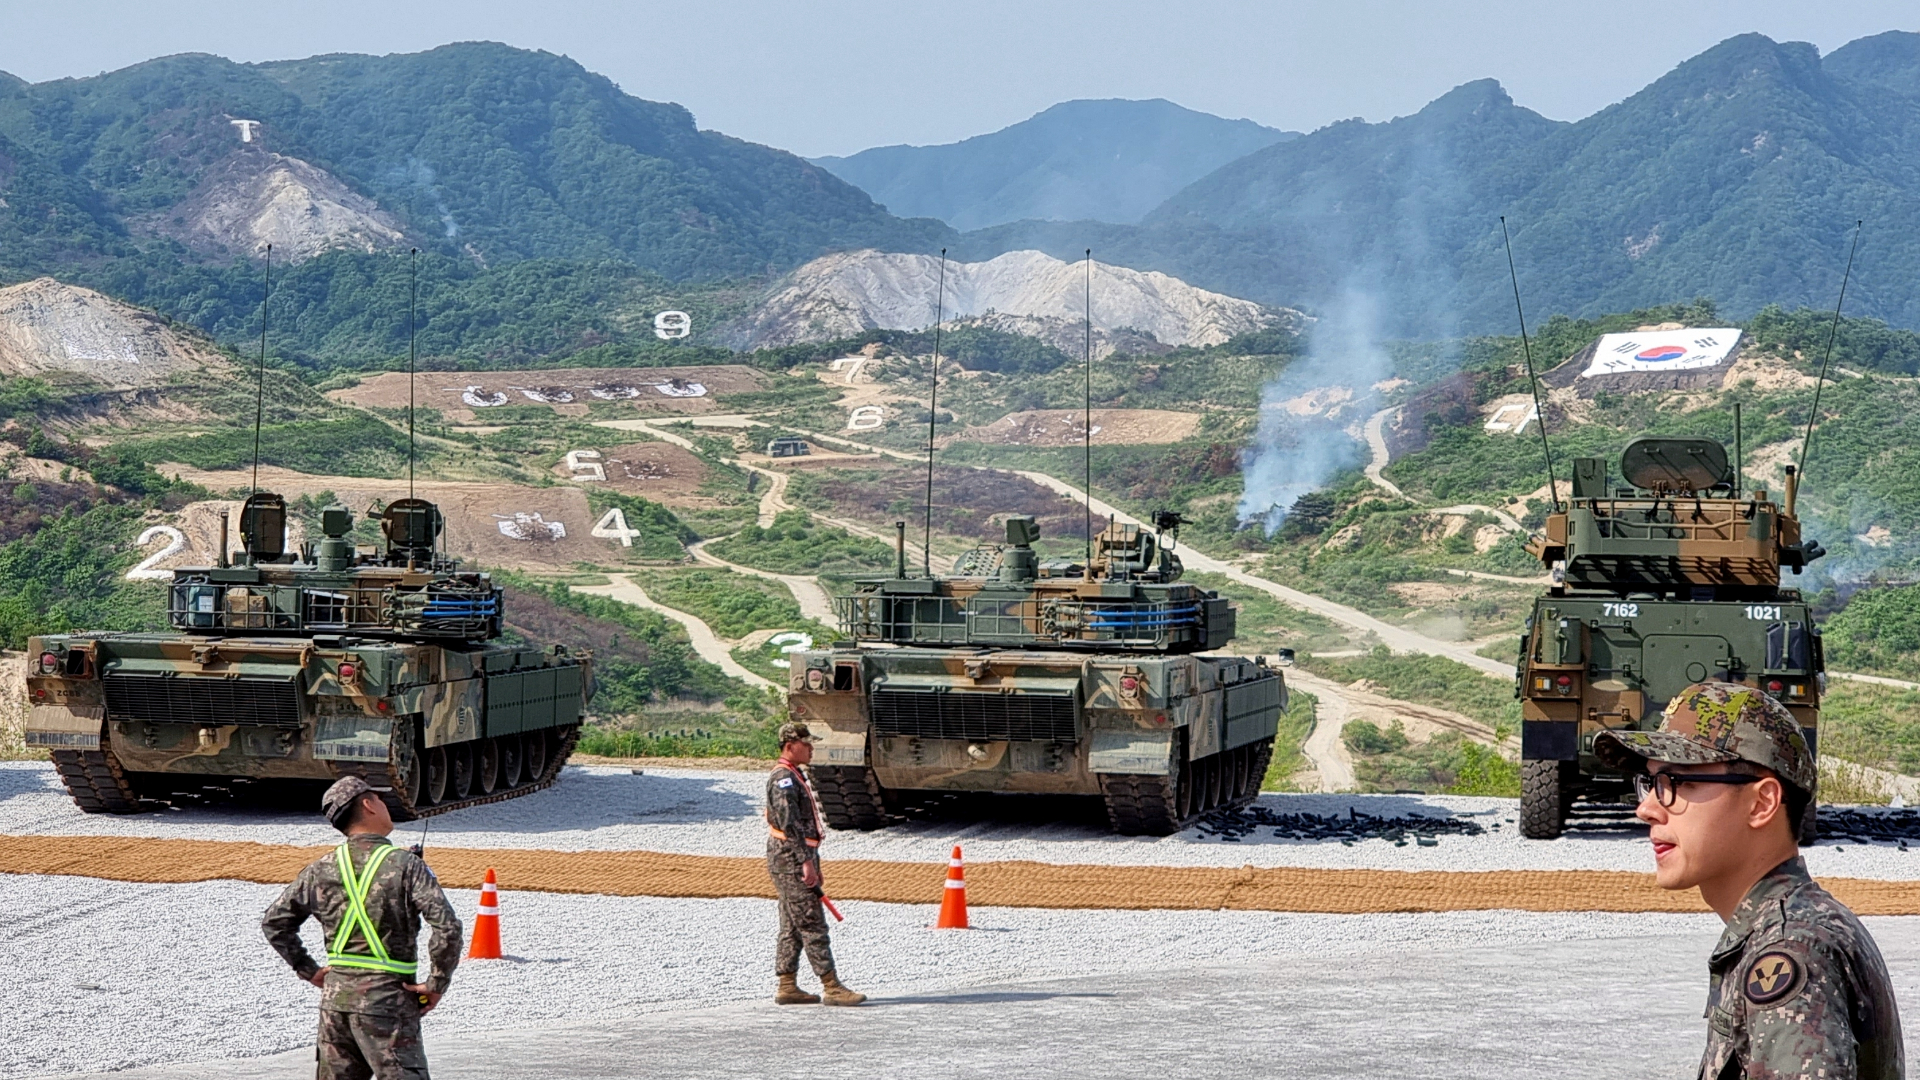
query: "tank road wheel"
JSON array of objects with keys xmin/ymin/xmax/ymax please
[
  {"xmin": 499, "ymin": 734, "xmax": 525, "ymax": 789},
  {"xmin": 424, "ymin": 746, "xmax": 450, "ymax": 806},
  {"xmin": 477, "ymin": 738, "xmax": 501, "ymax": 795},
  {"xmin": 450, "ymin": 743, "xmax": 475, "ymax": 800},
  {"xmin": 1204, "ymin": 753, "xmax": 1225, "ymax": 810},
  {"xmin": 1521, "ymin": 760, "xmax": 1579, "ymax": 840},
  {"xmin": 398, "ymin": 745, "xmax": 426, "ymax": 813},
  {"xmin": 812, "ymin": 765, "xmax": 891, "ymax": 830},
  {"xmin": 524, "ymin": 729, "xmax": 549, "ymax": 780}
]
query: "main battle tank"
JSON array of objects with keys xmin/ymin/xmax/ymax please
[
  {"xmin": 1516, "ymin": 436, "xmax": 1825, "ymax": 838},
  {"xmin": 24, "ymin": 493, "xmax": 592, "ymax": 819},
  {"xmin": 787, "ymin": 513, "xmax": 1287, "ymax": 835}
]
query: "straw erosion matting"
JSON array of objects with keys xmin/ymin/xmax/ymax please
[{"xmin": 9, "ymin": 835, "xmax": 1920, "ymax": 914}]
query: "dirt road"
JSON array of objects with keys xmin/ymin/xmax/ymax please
[
  {"xmin": 1362, "ymin": 407, "xmax": 1407, "ymax": 499},
  {"xmin": 570, "ymin": 574, "xmax": 776, "ymax": 690},
  {"xmin": 687, "ymin": 538, "xmax": 835, "ymax": 623},
  {"xmin": 1286, "ymin": 669, "xmax": 1357, "ymax": 792}
]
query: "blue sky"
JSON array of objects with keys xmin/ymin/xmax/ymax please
[{"xmin": 4, "ymin": 0, "xmax": 1916, "ymax": 157}]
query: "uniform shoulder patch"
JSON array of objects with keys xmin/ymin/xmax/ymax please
[
  {"xmin": 777, "ymin": 777, "xmax": 794, "ymax": 788},
  {"xmin": 1743, "ymin": 949, "xmax": 1806, "ymax": 1007}
]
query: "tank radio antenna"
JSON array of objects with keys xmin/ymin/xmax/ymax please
[
  {"xmin": 1084, "ymin": 249, "xmax": 1094, "ymax": 577},
  {"xmin": 1797, "ymin": 220, "xmax": 1864, "ymax": 482},
  {"xmin": 922, "ymin": 249, "xmax": 947, "ymax": 576},
  {"xmin": 1500, "ymin": 217, "xmax": 1559, "ymax": 513},
  {"xmin": 250, "ymin": 243, "xmax": 272, "ymax": 499},
  {"xmin": 408, "ymin": 248, "xmax": 419, "ymax": 503}
]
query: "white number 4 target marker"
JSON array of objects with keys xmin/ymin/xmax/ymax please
[{"xmin": 592, "ymin": 507, "xmax": 642, "ymax": 548}]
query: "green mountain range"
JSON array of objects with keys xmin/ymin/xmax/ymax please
[
  {"xmin": 811, "ymin": 98, "xmax": 1293, "ymax": 230},
  {"xmin": 959, "ymin": 32, "xmax": 1920, "ymax": 334}
]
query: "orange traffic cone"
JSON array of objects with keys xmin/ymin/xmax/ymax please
[
  {"xmin": 467, "ymin": 868, "xmax": 502, "ymax": 959},
  {"xmin": 935, "ymin": 845, "xmax": 970, "ymax": 929}
]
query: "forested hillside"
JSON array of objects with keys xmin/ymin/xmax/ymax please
[{"xmin": 959, "ymin": 32, "xmax": 1920, "ymax": 334}]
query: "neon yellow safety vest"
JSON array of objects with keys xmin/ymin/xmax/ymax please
[{"xmin": 326, "ymin": 843, "xmax": 418, "ymax": 976}]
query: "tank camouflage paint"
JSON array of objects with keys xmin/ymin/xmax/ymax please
[
  {"xmin": 1516, "ymin": 437, "xmax": 1825, "ymax": 838},
  {"xmin": 24, "ymin": 494, "xmax": 591, "ymax": 819},
  {"xmin": 788, "ymin": 514, "xmax": 1287, "ymax": 835}
]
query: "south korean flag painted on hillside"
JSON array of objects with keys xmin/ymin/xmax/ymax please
[{"xmin": 1580, "ymin": 328, "xmax": 1741, "ymax": 378}]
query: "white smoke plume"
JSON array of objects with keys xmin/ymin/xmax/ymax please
[{"xmin": 1236, "ymin": 288, "xmax": 1395, "ymax": 533}]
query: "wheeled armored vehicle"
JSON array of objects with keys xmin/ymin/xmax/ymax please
[
  {"xmin": 1517, "ymin": 436, "xmax": 1824, "ymax": 838},
  {"xmin": 25, "ymin": 493, "xmax": 591, "ymax": 818},
  {"xmin": 787, "ymin": 513, "xmax": 1287, "ymax": 835}
]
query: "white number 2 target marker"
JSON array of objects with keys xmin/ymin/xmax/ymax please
[{"xmin": 127, "ymin": 525, "xmax": 186, "ymax": 580}]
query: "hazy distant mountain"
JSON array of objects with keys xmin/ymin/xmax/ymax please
[
  {"xmin": 812, "ymin": 99, "xmax": 1294, "ymax": 230},
  {"xmin": 958, "ymin": 33, "xmax": 1920, "ymax": 333}
]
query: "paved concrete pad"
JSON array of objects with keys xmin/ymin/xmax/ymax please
[{"xmin": 48, "ymin": 921, "xmax": 1920, "ymax": 1080}]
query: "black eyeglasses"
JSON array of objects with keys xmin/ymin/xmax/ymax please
[{"xmin": 1633, "ymin": 771, "xmax": 1764, "ymax": 807}]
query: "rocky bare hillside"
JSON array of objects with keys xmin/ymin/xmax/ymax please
[
  {"xmin": 727, "ymin": 249, "xmax": 1291, "ymax": 351},
  {"xmin": 142, "ymin": 150, "xmax": 408, "ymax": 262},
  {"xmin": 0, "ymin": 279, "xmax": 230, "ymax": 388}
]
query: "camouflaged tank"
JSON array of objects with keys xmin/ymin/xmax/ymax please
[
  {"xmin": 787, "ymin": 513, "xmax": 1287, "ymax": 835},
  {"xmin": 23, "ymin": 493, "xmax": 592, "ymax": 819},
  {"xmin": 1516, "ymin": 436, "xmax": 1825, "ymax": 838}
]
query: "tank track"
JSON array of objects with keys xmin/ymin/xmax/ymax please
[
  {"xmin": 49, "ymin": 740, "xmax": 153, "ymax": 814},
  {"xmin": 1101, "ymin": 736, "xmax": 1275, "ymax": 836},
  {"xmin": 330, "ymin": 725, "xmax": 582, "ymax": 821},
  {"xmin": 812, "ymin": 764, "xmax": 891, "ymax": 830}
]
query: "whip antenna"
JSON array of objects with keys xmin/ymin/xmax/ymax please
[
  {"xmin": 1500, "ymin": 218, "xmax": 1559, "ymax": 513},
  {"xmin": 1084, "ymin": 249, "xmax": 1093, "ymax": 576},
  {"xmin": 922, "ymin": 249, "xmax": 947, "ymax": 575},
  {"xmin": 408, "ymin": 248, "xmax": 419, "ymax": 502},
  {"xmin": 250, "ymin": 244, "xmax": 272, "ymax": 498},
  {"xmin": 1797, "ymin": 220, "xmax": 1864, "ymax": 480}
]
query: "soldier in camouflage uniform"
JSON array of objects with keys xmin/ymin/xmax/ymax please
[
  {"xmin": 767, "ymin": 721, "xmax": 865, "ymax": 1006},
  {"xmin": 1597, "ymin": 681, "xmax": 1903, "ymax": 1080},
  {"xmin": 262, "ymin": 776, "xmax": 465, "ymax": 1079}
]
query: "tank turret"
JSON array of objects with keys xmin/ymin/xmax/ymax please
[
  {"xmin": 835, "ymin": 513, "xmax": 1233, "ymax": 652},
  {"xmin": 1529, "ymin": 436, "xmax": 1824, "ymax": 599},
  {"xmin": 168, "ymin": 493, "xmax": 501, "ymax": 640}
]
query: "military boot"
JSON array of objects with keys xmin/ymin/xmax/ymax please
[
  {"xmin": 775, "ymin": 974, "xmax": 820, "ymax": 1005},
  {"xmin": 820, "ymin": 970, "xmax": 866, "ymax": 1006}
]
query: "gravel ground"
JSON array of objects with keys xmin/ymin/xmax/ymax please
[
  {"xmin": 5, "ymin": 762, "xmax": 1920, "ymax": 879},
  {"xmin": 1, "ymin": 871, "xmax": 1732, "ymax": 1079}
]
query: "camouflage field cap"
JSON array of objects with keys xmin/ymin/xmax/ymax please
[
  {"xmin": 320, "ymin": 775, "xmax": 375, "ymax": 827},
  {"xmin": 1594, "ymin": 680, "xmax": 1816, "ymax": 794},
  {"xmin": 777, "ymin": 721, "xmax": 818, "ymax": 746}
]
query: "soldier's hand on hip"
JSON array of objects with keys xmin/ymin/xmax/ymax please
[
  {"xmin": 306, "ymin": 967, "xmax": 329, "ymax": 988},
  {"xmin": 802, "ymin": 860, "xmax": 821, "ymax": 889},
  {"xmin": 404, "ymin": 983, "xmax": 443, "ymax": 1014}
]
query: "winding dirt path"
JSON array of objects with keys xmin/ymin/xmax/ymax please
[
  {"xmin": 687, "ymin": 537, "xmax": 836, "ymax": 623},
  {"xmin": 1285, "ymin": 669, "xmax": 1357, "ymax": 792},
  {"xmin": 1362, "ymin": 407, "xmax": 1406, "ymax": 499},
  {"xmin": 571, "ymin": 574, "xmax": 777, "ymax": 690}
]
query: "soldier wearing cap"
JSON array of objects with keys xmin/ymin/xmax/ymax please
[
  {"xmin": 262, "ymin": 776, "xmax": 464, "ymax": 1079},
  {"xmin": 1596, "ymin": 680, "xmax": 1903, "ymax": 1080},
  {"xmin": 766, "ymin": 721, "xmax": 864, "ymax": 1006}
]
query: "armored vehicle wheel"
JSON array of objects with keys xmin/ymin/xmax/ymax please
[
  {"xmin": 500, "ymin": 735, "xmax": 525, "ymax": 788},
  {"xmin": 1521, "ymin": 760, "xmax": 1578, "ymax": 839},
  {"xmin": 424, "ymin": 746, "xmax": 450, "ymax": 806},
  {"xmin": 524, "ymin": 731, "xmax": 549, "ymax": 779},
  {"xmin": 1205, "ymin": 755, "xmax": 1224, "ymax": 809},
  {"xmin": 450, "ymin": 743, "xmax": 475, "ymax": 800},
  {"xmin": 813, "ymin": 765, "xmax": 890, "ymax": 830},
  {"xmin": 477, "ymin": 738, "xmax": 500, "ymax": 795},
  {"xmin": 398, "ymin": 747, "xmax": 425, "ymax": 810},
  {"xmin": 1246, "ymin": 736, "xmax": 1275, "ymax": 792}
]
